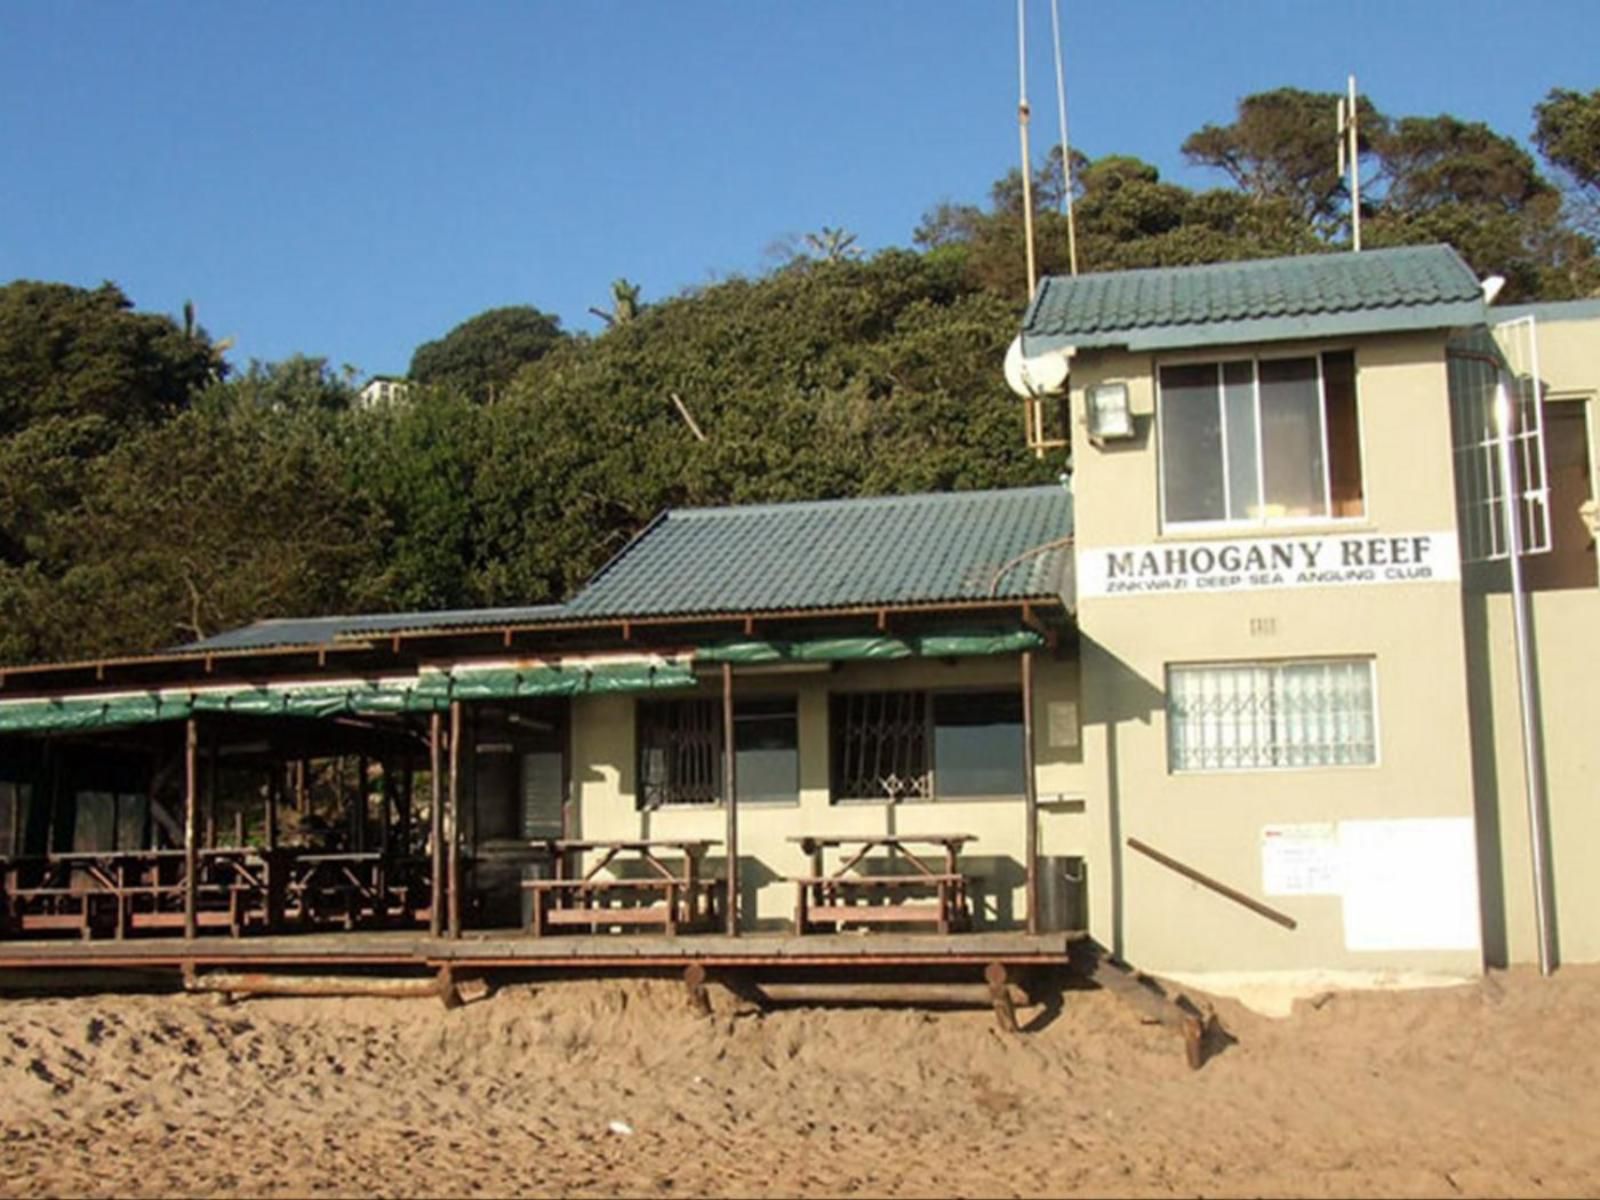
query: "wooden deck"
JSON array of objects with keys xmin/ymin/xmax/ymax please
[{"xmin": 0, "ymin": 928, "xmax": 1085, "ymax": 972}]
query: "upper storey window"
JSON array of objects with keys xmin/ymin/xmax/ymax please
[{"xmin": 1158, "ymin": 350, "xmax": 1364, "ymax": 528}]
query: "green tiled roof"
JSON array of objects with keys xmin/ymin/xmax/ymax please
[
  {"xmin": 565, "ymin": 485, "xmax": 1074, "ymax": 619},
  {"xmin": 1021, "ymin": 245, "xmax": 1484, "ymax": 352},
  {"xmin": 182, "ymin": 606, "xmax": 568, "ymax": 653}
]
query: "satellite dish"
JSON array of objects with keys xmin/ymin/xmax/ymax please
[{"xmin": 1004, "ymin": 336, "xmax": 1070, "ymax": 398}]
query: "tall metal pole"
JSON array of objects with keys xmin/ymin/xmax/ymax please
[
  {"xmin": 1022, "ymin": 650, "xmax": 1040, "ymax": 935},
  {"xmin": 183, "ymin": 718, "xmax": 198, "ymax": 940},
  {"xmin": 428, "ymin": 712, "xmax": 443, "ymax": 938},
  {"xmin": 723, "ymin": 663, "xmax": 739, "ymax": 937},
  {"xmin": 448, "ymin": 701, "xmax": 463, "ymax": 939},
  {"xmin": 1496, "ymin": 374, "xmax": 1555, "ymax": 974},
  {"xmin": 1348, "ymin": 75, "xmax": 1362, "ymax": 253},
  {"xmin": 1016, "ymin": 0, "xmax": 1038, "ymax": 298}
]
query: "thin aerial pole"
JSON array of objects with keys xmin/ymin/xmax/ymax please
[
  {"xmin": 1049, "ymin": 0, "xmax": 1078, "ymax": 275},
  {"xmin": 1495, "ymin": 372, "xmax": 1554, "ymax": 975},
  {"xmin": 1338, "ymin": 75, "xmax": 1362, "ymax": 252},
  {"xmin": 1017, "ymin": 0, "xmax": 1038, "ymax": 298}
]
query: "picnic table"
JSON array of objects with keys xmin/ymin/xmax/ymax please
[
  {"xmin": 787, "ymin": 833, "xmax": 976, "ymax": 935},
  {"xmin": 523, "ymin": 838, "xmax": 721, "ymax": 936},
  {"xmin": 281, "ymin": 851, "xmax": 428, "ymax": 930},
  {"xmin": 0, "ymin": 848, "xmax": 275, "ymax": 939}
]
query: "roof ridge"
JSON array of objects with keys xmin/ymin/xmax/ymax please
[
  {"xmin": 662, "ymin": 483, "xmax": 1067, "ymax": 520},
  {"xmin": 1036, "ymin": 243, "xmax": 1462, "ymax": 289}
]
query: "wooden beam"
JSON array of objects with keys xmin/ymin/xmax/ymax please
[
  {"xmin": 1022, "ymin": 649, "xmax": 1039, "ymax": 935},
  {"xmin": 429, "ymin": 712, "xmax": 443, "ymax": 938},
  {"xmin": 722, "ymin": 663, "xmax": 738, "ymax": 937},
  {"xmin": 183, "ymin": 718, "xmax": 198, "ymax": 940},
  {"xmin": 1127, "ymin": 837, "xmax": 1298, "ymax": 931},
  {"xmin": 448, "ymin": 701, "xmax": 463, "ymax": 939}
]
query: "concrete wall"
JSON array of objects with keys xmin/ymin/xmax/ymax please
[
  {"xmin": 1070, "ymin": 331, "xmax": 1484, "ymax": 977},
  {"xmin": 566, "ymin": 653, "xmax": 1090, "ymax": 930}
]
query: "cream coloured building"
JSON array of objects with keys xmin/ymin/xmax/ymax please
[{"xmin": 1017, "ymin": 246, "xmax": 1598, "ymax": 979}]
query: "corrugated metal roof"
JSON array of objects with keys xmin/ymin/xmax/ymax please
[
  {"xmin": 1021, "ymin": 245, "xmax": 1484, "ymax": 352},
  {"xmin": 180, "ymin": 605, "xmax": 570, "ymax": 653},
  {"xmin": 564, "ymin": 485, "xmax": 1074, "ymax": 619}
]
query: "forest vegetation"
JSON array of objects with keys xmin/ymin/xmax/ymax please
[{"xmin": 3, "ymin": 86, "xmax": 1598, "ymax": 666}]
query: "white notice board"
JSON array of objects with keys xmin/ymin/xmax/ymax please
[
  {"xmin": 1339, "ymin": 818, "xmax": 1480, "ymax": 953},
  {"xmin": 1261, "ymin": 823, "xmax": 1340, "ymax": 896}
]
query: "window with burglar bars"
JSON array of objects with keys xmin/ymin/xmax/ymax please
[
  {"xmin": 831, "ymin": 691, "xmax": 932, "ymax": 801},
  {"xmin": 1447, "ymin": 319, "xmax": 1552, "ymax": 563},
  {"xmin": 1166, "ymin": 660, "xmax": 1377, "ymax": 772},
  {"xmin": 637, "ymin": 699, "xmax": 722, "ymax": 808},
  {"xmin": 636, "ymin": 696, "xmax": 800, "ymax": 808}
]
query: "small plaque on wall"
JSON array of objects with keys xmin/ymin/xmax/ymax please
[{"xmin": 1047, "ymin": 701, "xmax": 1080, "ymax": 748}]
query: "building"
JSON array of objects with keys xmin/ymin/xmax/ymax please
[
  {"xmin": 1016, "ymin": 245, "xmax": 1598, "ymax": 983},
  {"xmin": 358, "ymin": 376, "xmax": 411, "ymax": 409},
  {"xmin": 0, "ymin": 244, "xmax": 1594, "ymax": 998}
]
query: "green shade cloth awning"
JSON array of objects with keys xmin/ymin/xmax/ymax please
[
  {"xmin": 416, "ymin": 661, "xmax": 698, "ymax": 701},
  {"xmin": 0, "ymin": 629, "xmax": 1042, "ymax": 736},
  {"xmin": 693, "ymin": 628, "xmax": 1045, "ymax": 664}
]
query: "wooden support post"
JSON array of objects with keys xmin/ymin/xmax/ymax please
[
  {"xmin": 683, "ymin": 962, "xmax": 711, "ymax": 1016},
  {"xmin": 264, "ymin": 766, "xmax": 278, "ymax": 852},
  {"xmin": 184, "ymin": 719, "xmax": 198, "ymax": 940},
  {"xmin": 1022, "ymin": 649, "xmax": 1040, "ymax": 935},
  {"xmin": 448, "ymin": 701, "xmax": 463, "ymax": 939},
  {"xmin": 399, "ymin": 764, "xmax": 413, "ymax": 856},
  {"xmin": 355, "ymin": 756, "xmax": 369, "ymax": 852},
  {"xmin": 429, "ymin": 715, "xmax": 444, "ymax": 937},
  {"xmin": 722, "ymin": 663, "xmax": 738, "ymax": 937},
  {"xmin": 986, "ymin": 962, "xmax": 1020, "ymax": 1034},
  {"xmin": 379, "ymin": 761, "xmax": 392, "ymax": 857}
]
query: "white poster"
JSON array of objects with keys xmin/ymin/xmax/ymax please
[
  {"xmin": 1078, "ymin": 531, "xmax": 1459, "ymax": 599},
  {"xmin": 1339, "ymin": 818, "xmax": 1480, "ymax": 953},
  {"xmin": 1261, "ymin": 822, "xmax": 1341, "ymax": 896}
]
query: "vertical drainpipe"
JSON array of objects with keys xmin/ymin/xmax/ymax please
[
  {"xmin": 428, "ymin": 711, "xmax": 443, "ymax": 938},
  {"xmin": 1022, "ymin": 650, "xmax": 1040, "ymax": 935},
  {"xmin": 448, "ymin": 700, "xmax": 463, "ymax": 939},
  {"xmin": 1495, "ymin": 373, "xmax": 1555, "ymax": 975},
  {"xmin": 723, "ymin": 663, "xmax": 739, "ymax": 937},
  {"xmin": 183, "ymin": 718, "xmax": 198, "ymax": 940}
]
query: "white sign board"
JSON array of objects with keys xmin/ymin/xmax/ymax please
[
  {"xmin": 1339, "ymin": 818, "xmax": 1480, "ymax": 953},
  {"xmin": 1261, "ymin": 822, "xmax": 1341, "ymax": 896},
  {"xmin": 1078, "ymin": 531, "xmax": 1459, "ymax": 599},
  {"xmin": 1046, "ymin": 701, "xmax": 1080, "ymax": 748}
]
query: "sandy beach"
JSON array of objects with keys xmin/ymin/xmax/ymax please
[{"xmin": 1, "ymin": 965, "xmax": 1598, "ymax": 1198}]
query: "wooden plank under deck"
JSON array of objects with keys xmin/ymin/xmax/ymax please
[{"xmin": 0, "ymin": 929, "xmax": 1086, "ymax": 971}]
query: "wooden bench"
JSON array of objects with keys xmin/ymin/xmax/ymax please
[
  {"xmin": 792, "ymin": 873, "xmax": 972, "ymax": 935},
  {"xmin": 524, "ymin": 878, "xmax": 694, "ymax": 936}
]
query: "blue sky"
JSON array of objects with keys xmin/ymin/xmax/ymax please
[{"xmin": 3, "ymin": 1, "xmax": 1597, "ymax": 377}]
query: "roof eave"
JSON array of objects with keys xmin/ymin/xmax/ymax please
[{"xmin": 1025, "ymin": 299, "xmax": 1487, "ymax": 355}]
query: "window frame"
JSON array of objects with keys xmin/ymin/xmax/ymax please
[
  {"xmin": 1164, "ymin": 656, "xmax": 1382, "ymax": 775},
  {"xmin": 635, "ymin": 693, "xmax": 800, "ymax": 810},
  {"xmin": 829, "ymin": 686, "xmax": 1029, "ymax": 804},
  {"xmin": 1156, "ymin": 348, "xmax": 1367, "ymax": 533}
]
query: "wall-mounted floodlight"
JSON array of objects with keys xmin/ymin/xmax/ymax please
[{"xmin": 1086, "ymin": 382, "xmax": 1133, "ymax": 442}]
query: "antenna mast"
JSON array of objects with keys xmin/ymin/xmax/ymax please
[
  {"xmin": 1049, "ymin": 0, "xmax": 1078, "ymax": 275},
  {"xmin": 1017, "ymin": 0, "xmax": 1038, "ymax": 299},
  {"xmin": 1337, "ymin": 74, "xmax": 1362, "ymax": 251}
]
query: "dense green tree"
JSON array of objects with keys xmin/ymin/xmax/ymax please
[
  {"xmin": 1183, "ymin": 87, "xmax": 1381, "ymax": 231},
  {"xmin": 408, "ymin": 305, "xmax": 566, "ymax": 403},
  {"xmin": 196, "ymin": 354, "xmax": 358, "ymax": 415},
  {"xmin": 1534, "ymin": 87, "xmax": 1600, "ymax": 238},
  {"xmin": 0, "ymin": 281, "xmax": 223, "ymax": 438},
  {"xmin": 0, "ymin": 406, "xmax": 379, "ymax": 662}
]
